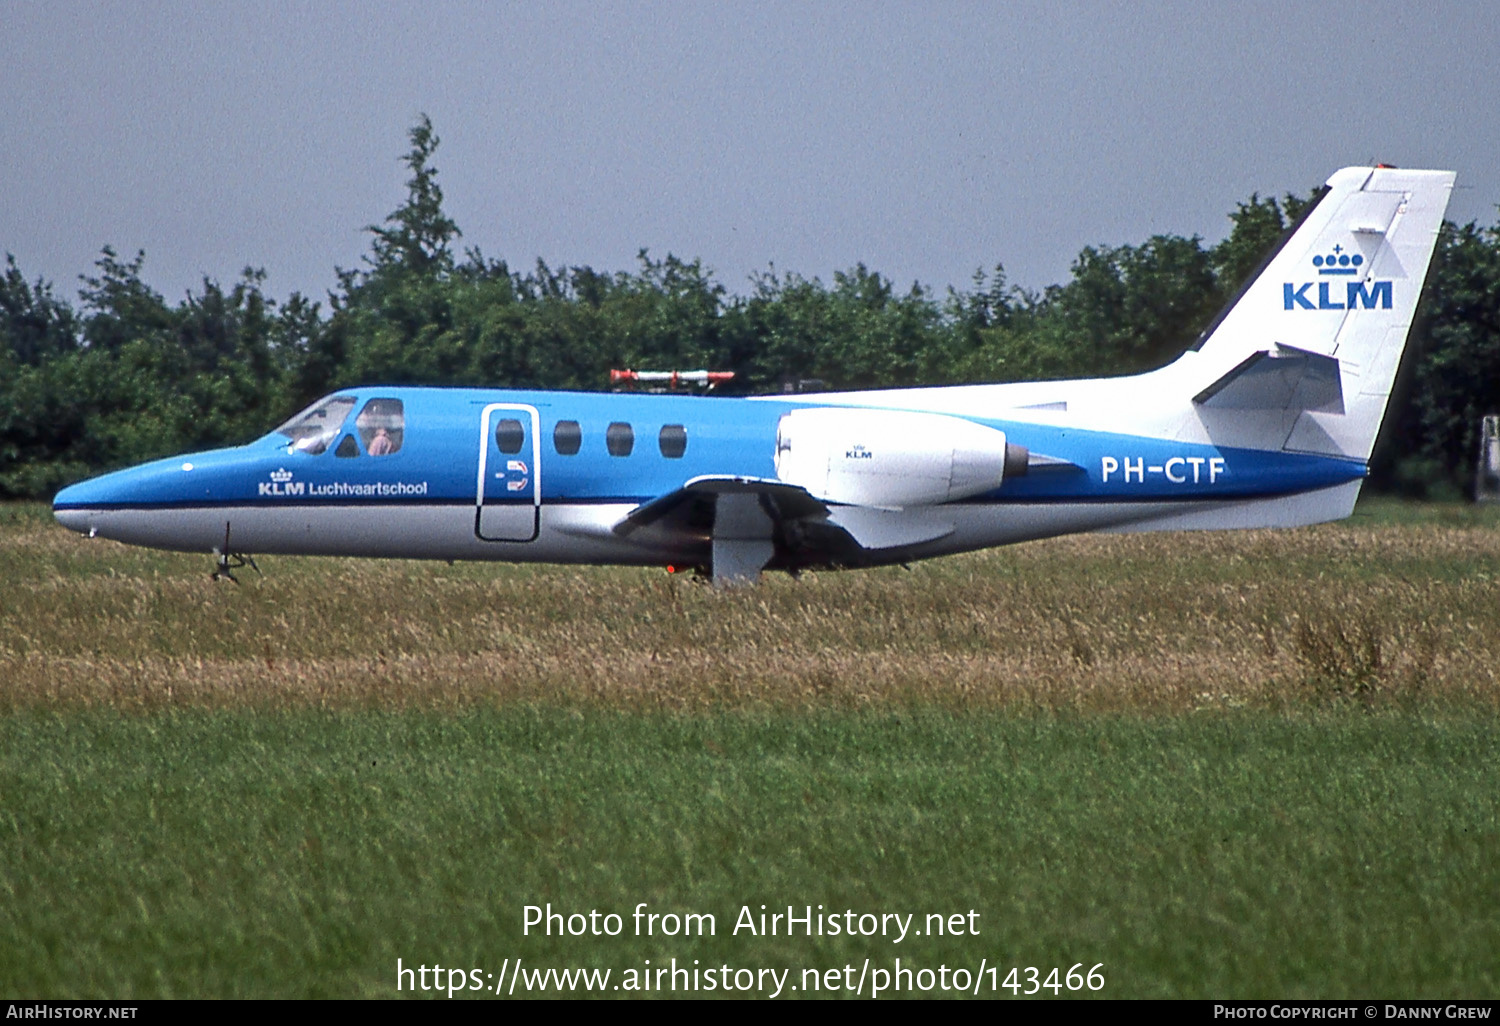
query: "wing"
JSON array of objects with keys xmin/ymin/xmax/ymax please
[{"xmin": 613, "ymin": 475, "xmax": 957, "ymax": 584}]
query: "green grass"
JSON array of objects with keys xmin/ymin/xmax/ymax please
[
  {"xmin": 3, "ymin": 708, "xmax": 1499, "ymax": 998},
  {"xmin": 1345, "ymin": 494, "xmax": 1500, "ymax": 528},
  {"xmin": 2, "ymin": 499, "xmax": 1499, "ymax": 997}
]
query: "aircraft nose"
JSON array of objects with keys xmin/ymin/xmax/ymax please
[
  {"xmin": 51, "ymin": 452, "xmax": 229, "ymax": 547},
  {"xmin": 53, "ymin": 469, "xmax": 148, "ymax": 536},
  {"xmin": 53, "ymin": 506, "xmax": 93, "ymax": 535},
  {"xmin": 53, "ymin": 479, "xmax": 103, "ymax": 535}
]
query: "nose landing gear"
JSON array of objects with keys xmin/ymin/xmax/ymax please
[{"xmin": 211, "ymin": 522, "xmax": 260, "ymax": 583}]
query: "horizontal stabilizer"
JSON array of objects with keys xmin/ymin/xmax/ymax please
[{"xmin": 1193, "ymin": 344, "xmax": 1344, "ymax": 414}]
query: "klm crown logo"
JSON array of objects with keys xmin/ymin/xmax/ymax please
[
  {"xmin": 1284, "ymin": 241, "xmax": 1391, "ymax": 311},
  {"xmin": 269, "ymin": 468, "xmax": 293, "ymax": 483},
  {"xmin": 1312, "ymin": 244, "xmax": 1363, "ymax": 275}
]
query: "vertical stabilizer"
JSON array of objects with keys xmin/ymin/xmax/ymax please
[{"xmin": 1195, "ymin": 167, "xmax": 1454, "ymax": 460}]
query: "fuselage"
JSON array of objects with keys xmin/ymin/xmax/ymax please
[{"xmin": 52, "ymin": 385, "xmax": 1368, "ymax": 573}]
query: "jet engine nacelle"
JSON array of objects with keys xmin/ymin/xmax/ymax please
[{"xmin": 774, "ymin": 407, "xmax": 1028, "ymax": 508}]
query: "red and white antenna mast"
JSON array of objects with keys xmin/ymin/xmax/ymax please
[{"xmin": 610, "ymin": 369, "xmax": 735, "ymax": 391}]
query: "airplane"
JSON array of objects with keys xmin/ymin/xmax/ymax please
[{"xmin": 53, "ymin": 166, "xmax": 1455, "ymax": 584}]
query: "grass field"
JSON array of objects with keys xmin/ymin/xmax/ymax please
[{"xmin": 2, "ymin": 499, "xmax": 1498, "ymax": 998}]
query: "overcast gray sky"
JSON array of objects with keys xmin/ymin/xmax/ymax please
[{"xmin": 4, "ymin": 1, "xmax": 1498, "ymax": 307}]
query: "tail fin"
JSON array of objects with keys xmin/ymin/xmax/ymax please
[{"xmin": 1191, "ymin": 166, "xmax": 1454, "ymax": 461}]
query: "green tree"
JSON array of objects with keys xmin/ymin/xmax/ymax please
[
  {"xmin": 1375, "ymin": 220, "xmax": 1500, "ymax": 495},
  {"xmin": 76, "ymin": 247, "xmax": 173, "ymax": 353},
  {"xmin": 10, "ymin": 131, "xmax": 1500, "ymax": 503},
  {"xmin": 327, "ymin": 114, "xmax": 467, "ymax": 388},
  {"xmin": 365, "ymin": 113, "xmax": 461, "ymax": 280},
  {"xmin": 1212, "ymin": 193, "xmax": 1293, "ymax": 298},
  {"xmin": 0, "ymin": 255, "xmax": 79, "ymax": 366}
]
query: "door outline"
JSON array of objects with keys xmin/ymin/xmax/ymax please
[{"xmin": 475, "ymin": 403, "xmax": 541, "ymax": 542}]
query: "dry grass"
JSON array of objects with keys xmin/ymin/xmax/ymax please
[{"xmin": 4, "ymin": 501, "xmax": 1496, "ymax": 714}]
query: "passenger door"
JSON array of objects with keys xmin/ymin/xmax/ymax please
[{"xmin": 475, "ymin": 403, "xmax": 540, "ymax": 542}]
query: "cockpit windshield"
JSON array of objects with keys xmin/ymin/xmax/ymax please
[{"xmin": 275, "ymin": 396, "xmax": 356, "ymax": 455}]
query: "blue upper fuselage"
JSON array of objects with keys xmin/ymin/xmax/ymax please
[{"xmin": 52, "ymin": 385, "xmax": 1368, "ymax": 514}]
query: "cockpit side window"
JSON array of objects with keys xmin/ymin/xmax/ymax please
[
  {"xmin": 356, "ymin": 398, "xmax": 405, "ymax": 456},
  {"xmin": 276, "ymin": 396, "xmax": 356, "ymax": 455}
]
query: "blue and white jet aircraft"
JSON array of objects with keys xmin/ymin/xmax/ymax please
[{"xmin": 54, "ymin": 166, "xmax": 1455, "ymax": 583}]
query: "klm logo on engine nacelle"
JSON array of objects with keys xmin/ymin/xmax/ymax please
[{"xmin": 1283, "ymin": 244, "xmax": 1392, "ymax": 311}]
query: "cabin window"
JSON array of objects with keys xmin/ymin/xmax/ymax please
[
  {"xmin": 334, "ymin": 434, "xmax": 360, "ymax": 459},
  {"xmin": 355, "ymin": 398, "xmax": 404, "ymax": 456},
  {"xmin": 659, "ymin": 424, "xmax": 687, "ymax": 458},
  {"xmin": 606, "ymin": 422, "xmax": 634, "ymax": 457},
  {"xmin": 554, "ymin": 420, "xmax": 582, "ymax": 455},
  {"xmin": 495, "ymin": 418, "xmax": 525, "ymax": 454},
  {"xmin": 277, "ymin": 395, "xmax": 356, "ymax": 455}
]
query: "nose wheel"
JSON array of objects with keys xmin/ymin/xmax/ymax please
[{"xmin": 211, "ymin": 522, "xmax": 260, "ymax": 583}]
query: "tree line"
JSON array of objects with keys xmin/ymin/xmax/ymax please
[{"xmin": 4, "ymin": 116, "xmax": 1498, "ymax": 499}]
